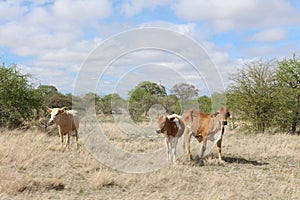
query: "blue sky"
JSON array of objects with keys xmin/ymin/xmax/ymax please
[{"xmin": 0, "ymin": 0, "xmax": 300, "ymax": 97}]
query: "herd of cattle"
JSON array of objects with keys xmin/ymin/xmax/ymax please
[{"xmin": 47, "ymin": 106, "xmax": 230, "ymax": 164}]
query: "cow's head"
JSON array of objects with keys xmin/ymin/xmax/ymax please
[
  {"xmin": 47, "ymin": 107, "xmax": 66, "ymax": 124},
  {"xmin": 211, "ymin": 106, "xmax": 230, "ymax": 126},
  {"xmin": 156, "ymin": 115, "xmax": 175, "ymax": 134}
]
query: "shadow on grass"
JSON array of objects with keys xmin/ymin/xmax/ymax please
[
  {"xmin": 179, "ymin": 155, "xmax": 269, "ymax": 166},
  {"xmin": 223, "ymin": 156, "xmax": 269, "ymax": 166}
]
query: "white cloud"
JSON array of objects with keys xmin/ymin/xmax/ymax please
[
  {"xmin": 121, "ymin": 0, "xmax": 172, "ymax": 16},
  {"xmin": 239, "ymin": 43, "xmax": 299, "ymax": 59},
  {"xmin": 140, "ymin": 21, "xmax": 198, "ymax": 38},
  {"xmin": 251, "ymin": 29, "xmax": 286, "ymax": 43},
  {"xmin": 0, "ymin": 1, "xmax": 28, "ymax": 21},
  {"xmin": 52, "ymin": 0, "xmax": 112, "ymax": 21},
  {"xmin": 0, "ymin": 0, "xmax": 107, "ymax": 69},
  {"xmin": 173, "ymin": 0, "xmax": 300, "ymax": 32},
  {"xmin": 173, "ymin": 0, "xmax": 255, "ymax": 21}
]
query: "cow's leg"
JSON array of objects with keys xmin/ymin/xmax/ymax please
[
  {"xmin": 217, "ymin": 127, "xmax": 225, "ymax": 160},
  {"xmin": 75, "ymin": 129, "xmax": 79, "ymax": 148},
  {"xmin": 185, "ymin": 130, "xmax": 193, "ymax": 160},
  {"xmin": 199, "ymin": 136, "xmax": 207, "ymax": 160},
  {"xmin": 170, "ymin": 137, "xmax": 174, "ymax": 163},
  {"xmin": 217, "ymin": 138, "xmax": 223, "ymax": 160},
  {"xmin": 165, "ymin": 137, "xmax": 170, "ymax": 163},
  {"xmin": 182, "ymin": 129, "xmax": 185, "ymax": 151},
  {"xmin": 172, "ymin": 137, "xmax": 178, "ymax": 163},
  {"xmin": 65, "ymin": 132, "xmax": 70, "ymax": 149},
  {"xmin": 58, "ymin": 129, "xmax": 64, "ymax": 148}
]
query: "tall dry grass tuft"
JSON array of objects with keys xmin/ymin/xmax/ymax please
[{"xmin": 91, "ymin": 170, "xmax": 119, "ymax": 189}]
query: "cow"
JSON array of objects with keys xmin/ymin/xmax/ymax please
[
  {"xmin": 156, "ymin": 114, "xmax": 185, "ymax": 164},
  {"xmin": 182, "ymin": 106, "xmax": 230, "ymax": 161},
  {"xmin": 47, "ymin": 107, "xmax": 79, "ymax": 149}
]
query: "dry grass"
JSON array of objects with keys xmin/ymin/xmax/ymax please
[{"xmin": 0, "ymin": 124, "xmax": 300, "ymax": 200}]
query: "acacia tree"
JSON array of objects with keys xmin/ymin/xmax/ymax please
[
  {"xmin": 0, "ymin": 64, "xmax": 42, "ymax": 127},
  {"xmin": 227, "ymin": 60, "xmax": 278, "ymax": 132},
  {"xmin": 100, "ymin": 93, "xmax": 125, "ymax": 114},
  {"xmin": 170, "ymin": 83, "xmax": 200, "ymax": 112},
  {"xmin": 170, "ymin": 83, "xmax": 199, "ymax": 100},
  {"xmin": 36, "ymin": 85, "xmax": 59, "ymax": 107},
  {"xmin": 162, "ymin": 94, "xmax": 181, "ymax": 114},
  {"xmin": 276, "ymin": 54, "xmax": 300, "ymax": 133},
  {"xmin": 198, "ymin": 96, "xmax": 212, "ymax": 113},
  {"xmin": 80, "ymin": 92, "xmax": 101, "ymax": 113},
  {"xmin": 128, "ymin": 81, "xmax": 167, "ymax": 120}
]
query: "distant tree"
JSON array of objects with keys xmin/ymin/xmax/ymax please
[
  {"xmin": 110, "ymin": 93, "xmax": 126, "ymax": 114},
  {"xmin": 276, "ymin": 54, "xmax": 300, "ymax": 133},
  {"xmin": 67, "ymin": 93, "xmax": 85, "ymax": 112},
  {"xmin": 49, "ymin": 93, "xmax": 72, "ymax": 108},
  {"xmin": 170, "ymin": 83, "xmax": 199, "ymax": 100},
  {"xmin": 36, "ymin": 85, "xmax": 59, "ymax": 107},
  {"xmin": 129, "ymin": 81, "xmax": 167, "ymax": 120},
  {"xmin": 80, "ymin": 92, "xmax": 101, "ymax": 113},
  {"xmin": 162, "ymin": 94, "xmax": 181, "ymax": 114},
  {"xmin": 0, "ymin": 63, "xmax": 42, "ymax": 127},
  {"xmin": 211, "ymin": 92, "xmax": 227, "ymax": 112},
  {"xmin": 100, "ymin": 93, "xmax": 125, "ymax": 114},
  {"xmin": 137, "ymin": 81, "xmax": 167, "ymax": 97},
  {"xmin": 227, "ymin": 60, "xmax": 278, "ymax": 132},
  {"xmin": 198, "ymin": 96, "xmax": 212, "ymax": 113},
  {"xmin": 37, "ymin": 85, "xmax": 58, "ymax": 97}
]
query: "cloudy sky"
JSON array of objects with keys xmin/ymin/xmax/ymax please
[{"xmin": 1, "ymin": 0, "xmax": 300, "ymax": 97}]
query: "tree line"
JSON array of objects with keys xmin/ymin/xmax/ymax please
[{"xmin": 0, "ymin": 54, "xmax": 299, "ymax": 133}]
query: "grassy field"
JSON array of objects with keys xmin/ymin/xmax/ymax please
[{"xmin": 0, "ymin": 121, "xmax": 300, "ymax": 200}]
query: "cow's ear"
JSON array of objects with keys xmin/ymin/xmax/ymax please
[
  {"xmin": 47, "ymin": 109, "xmax": 52, "ymax": 113},
  {"xmin": 227, "ymin": 112, "xmax": 231, "ymax": 118}
]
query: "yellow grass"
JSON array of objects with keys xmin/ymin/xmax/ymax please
[{"xmin": 0, "ymin": 124, "xmax": 300, "ymax": 199}]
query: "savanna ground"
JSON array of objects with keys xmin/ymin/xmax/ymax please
[{"xmin": 0, "ymin": 116, "xmax": 300, "ymax": 200}]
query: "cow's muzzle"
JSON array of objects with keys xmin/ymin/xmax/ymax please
[
  {"xmin": 156, "ymin": 129, "xmax": 161, "ymax": 134},
  {"xmin": 221, "ymin": 121, "xmax": 227, "ymax": 126}
]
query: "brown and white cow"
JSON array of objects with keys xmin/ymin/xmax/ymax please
[
  {"xmin": 47, "ymin": 107, "xmax": 79, "ymax": 149},
  {"xmin": 156, "ymin": 114, "xmax": 185, "ymax": 164},
  {"xmin": 182, "ymin": 106, "xmax": 230, "ymax": 161}
]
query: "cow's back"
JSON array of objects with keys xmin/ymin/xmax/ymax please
[
  {"xmin": 66, "ymin": 110, "xmax": 79, "ymax": 130},
  {"xmin": 182, "ymin": 109, "xmax": 212, "ymax": 137},
  {"xmin": 57, "ymin": 110, "xmax": 79, "ymax": 134},
  {"xmin": 182, "ymin": 109, "xmax": 201, "ymax": 134}
]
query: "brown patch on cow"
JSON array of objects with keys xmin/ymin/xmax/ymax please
[{"xmin": 157, "ymin": 115, "xmax": 183, "ymax": 137}]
